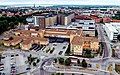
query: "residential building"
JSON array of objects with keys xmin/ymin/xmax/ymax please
[
  {"xmin": 57, "ymin": 13, "xmax": 74, "ymax": 25},
  {"xmin": 33, "ymin": 15, "xmax": 57, "ymax": 28},
  {"xmin": 71, "ymin": 36, "xmax": 99, "ymax": 55}
]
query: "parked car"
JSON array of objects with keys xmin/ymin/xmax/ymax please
[
  {"xmin": 0, "ymin": 67, "xmax": 4, "ymax": 71},
  {"xmin": 26, "ymin": 67, "xmax": 31, "ymax": 70}
]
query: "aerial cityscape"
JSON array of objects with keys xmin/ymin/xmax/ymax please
[{"xmin": 0, "ymin": 0, "xmax": 120, "ymax": 75}]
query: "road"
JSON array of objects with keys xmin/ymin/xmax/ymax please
[{"xmin": 97, "ymin": 24, "xmax": 110, "ymax": 58}]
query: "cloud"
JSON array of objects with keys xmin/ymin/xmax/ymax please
[{"xmin": 0, "ymin": 0, "xmax": 120, "ymax": 5}]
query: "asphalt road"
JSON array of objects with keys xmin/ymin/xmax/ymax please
[{"xmin": 98, "ymin": 24, "xmax": 109, "ymax": 58}]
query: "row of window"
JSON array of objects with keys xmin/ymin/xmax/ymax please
[{"xmin": 79, "ymin": 23, "xmax": 94, "ymax": 25}]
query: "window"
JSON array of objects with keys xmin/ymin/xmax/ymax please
[
  {"xmin": 89, "ymin": 27, "xmax": 94, "ymax": 29},
  {"xmin": 89, "ymin": 23, "xmax": 93, "ymax": 25},
  {"xmin": 79, "ymin": 23, "xmax": 84, "ymax": 24}
]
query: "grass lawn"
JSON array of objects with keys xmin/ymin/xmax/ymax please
[
  {"xmin": 0, "ymin": 48, "xmax": 4, "ymax": 51},
  {"xmin": 115, "ymin": 64, "xmax": 120, "ymax": 74},
  {"xmin": 0, "ymin": 48, "xmax": 4, "ymax": 53}
]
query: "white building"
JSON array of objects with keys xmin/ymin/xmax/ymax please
[
  {"xmin": 110, "ymin": 22, "xmax": 120, "ymax": 33},
  {"xmin": 64, "ymin": 13, "xmax": 74, "ymax": 25},
  {"xmin": 104, "ymin": 23, "xmax": 119, "ymax": 41},
  {"xmin": 74, "ymin": 20, "xmax": 96, "ymax": 36},
  {"xmin": 33, "ymin": 16, "xmax": 44, "ymax": 27}
]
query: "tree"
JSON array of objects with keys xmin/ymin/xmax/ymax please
[
  {"xmin": 33, "ymin": 62, "xmax": 36, "ymax": 66},
  {"xmin": 112, "ymin": 11, "xmax": 120, "ymax": 20},
  {"xmin": 65, "ymin": 45, "xmax": 70, "ymax": 55},
  {"xmin": 65, "ymin": 58, "xmax": 71, "ymax": 66},
  {"xmin": 54, "ymin": 58, "xmax": 57, "ymax": 63},
  {"xmin": 61, "ymin": 73, "xmax": 64, "ymax": 75},
  {"xmin": 84, "ymin": 49, "xmax": 93, "ymax": 58},
  {"xmin": 51, "ymin": 73, "xmax": 54, "ymax": 75},
  {"xmin": 9, "ymin": 22, "xmax": 15, "ymax": 29},
  {"xmin": 58, "ymin": 57, "xmax": 64, "ymax": 65},
  {"xmin": 0, "ymin": 16, "xmax": 27, "ymax": 35},
  {"xmin": 72, "ymin": 73, "xmax": 74, "ymax": 75},
  {"xmin": 112, "ymin": 49, "xmax": 115, "ymax": 57},
  {"xmin": 0, "ymin": 54, "xmax": 1, "ymax": 62},
  {"xmin": 95, "ymin": 30, "xmax": 98, "ymax": 37},
  {"xmin": 82, "ymin": 59, "xmax": 87, "ymax": 68},
  {"xmin": 36, "ymin": 59, "xmax": 40, "ymax": 63},
  {"xmin": 56, "ymin": 73, "xmax": 60, "ymax": 75},
  {"xmin": 50, "ymin": 49, "xmax": 54, "ymax": 54},
  {"xmin": 77, "ymin": 59, "xmax": 80, "ymax": 66},
  {"xmin": 117, "ymin": 34, "xmax": 120, "ymax": 41},
  {"xmin": 27, "ymin": 54, "xmax": 37, "ymax": 66}
]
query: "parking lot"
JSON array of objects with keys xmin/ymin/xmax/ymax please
[
  {"xmin": 0, "ymin": 51, "xmax": 28, "ymax": 75},
  {"xmin": 43, "ymin": 42, "xmax": 69, "ymax": 56}
]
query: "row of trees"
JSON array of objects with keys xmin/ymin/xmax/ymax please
[
  {"xmin": 51, "ymin": 73, "xmax": 64, "ymax": 75},
  {"xmin": 54, "ymin": 57, "xmax": 88, "ymax": 68},
  {"xmin": 51, "ymin": 73, "xmax": 84, "ymax": 75},
  {"xmin": 82, "ymin": 49, "xmax": 94, "ymax": 58},
  {"xmin": 0, "ymin": 16, "xmax": 27, "ymax": 34},
  {"xmin": 112, "ymin": 11, "xmax": 120, "ymax": 20},
  {"xmin": 99, "ymin": 42, "xmax": 104, "ymax": 56},
  {"xmin": 56, "ymin": 57, "xmax": 71, "ymax": 66},
  {"xmin": 26, "ymin": 54, "xmax": 40, "ymax": 67}
]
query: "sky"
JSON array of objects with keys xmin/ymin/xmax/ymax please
[{"xmin": 0, "ymin": 0, "xmax": 120, "ymax": 5}]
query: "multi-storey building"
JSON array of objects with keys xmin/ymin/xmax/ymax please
[
  {"xmin": 33, "ymin": 15, "xmax": 57, "ymax": 28},
  {"xmin": 104, "ymin": 23, "xmax": 119, "ymax": 41},
  {"xmin": 57, "ymin": 13, "xmax": 74, "ymax": 25},
  {"xmin": 76, "ymin": 20, "xmax": 95, "ymax": 36}
]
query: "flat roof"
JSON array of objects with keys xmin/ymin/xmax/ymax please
[{"xmin": 105, "ymin": 23, "xmax": 118, "ymax": 33}]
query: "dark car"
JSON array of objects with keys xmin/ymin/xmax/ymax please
[
  {"xmin": 11, "ymin": 66, "xmax": 15, "ymax": 68},
  {"xmin": 26, "ymin": 67, "xmax": 31, "ymax": 70},
  {"xmin": 58, "ymin": 51, "xmax": 63, "ymax": 55},
  {"xmin": 1, "ymin": 57, "xmax": 5, "ymax": 59},
  {"xmin": 11, "ymin": 55, "xmax": 14, "ymax": 57},
  {"xmin": 0, "ymin": 63, "xmax": 4, "ymax": 66},
  {"xmin": 15, "ymin": 54, "xmax": 19, "ymax": 56}
]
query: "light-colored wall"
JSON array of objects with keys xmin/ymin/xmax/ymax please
[{"xmin": 71, "ymin": 44, "xmax": 83, "ymax": 55}]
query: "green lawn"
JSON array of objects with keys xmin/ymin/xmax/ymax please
[{"xmin": 115, "ymin": 64, "xmax": 120, "ymax": 74}]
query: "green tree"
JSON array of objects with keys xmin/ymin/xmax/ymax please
[
  {"xmin": 50, "ymin": 49, "xmax": 54, "ymax": 54},
  {"xmin": 82, "ymin": 59, "xmax": 87, "ymax": 68},
  {"xmin": 51, "ymin": 73, "xmax": 54, "ymax": 75},
  {"xmin": 0, "ymin": 54, "xmax": 2, "ymax": 62},
  {"xmin": 72, "ymin": 73, "xmax": 74, "ymax": 75},
  {"xmin": 64, "ymin": 58, "xmax": 71, "ymax": 66},
  {"xmin": 95, "ymin": 30, "xmax": 98, "ymax": 37},
  {"xmin": 58, "ymin": 57, "xmax": 64, "ymax": 65},
  {"xmin": 56, "ymin": 73, "xmax": 60, "ymax": 75},
  {"xmin": 33, "ymin": 62, "xmax": 36, "ymax": 66},
  {"xmin": 65, "ymin": 45, "xmax": 70, "ymax": 55},
  {"xmin": 61, "ymin": 73, "xmax": 64, "ymax": 75},
  {"xmin": 117, "ymin": 34, "xmax": 120, "ymax": 41},
  {"xmin": 54, "ymin": 58, "xmax": 57, "ymax": 63},
  {"xmin": 36, "ymin": 59, "xmax": 40, "ymax": 63},
  {"xmin": 77, "ymin": 59, "xmax": 80, "ymax": 66}
]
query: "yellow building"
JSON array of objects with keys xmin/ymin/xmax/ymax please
[
  {"xmin": 71, "ymin": 36, "xmax": 84, "ymax": 55},
  {"xmin": 3, "ymin": 28, "xmax": 99, "ymax": 53},
  {"xmin": 45, "ymin": 15, "xmax": 57, "ymax": 27},
  {"xmin": 71, "ymin": 36, "xmax": 99, "ymax": 55},
  {"xmin": 64, "ymin": 13, "xmax": 74, "ymax": 25}
]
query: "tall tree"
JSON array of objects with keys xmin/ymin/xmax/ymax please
[{"xmin": 82, "ymin": 59, "xmax": 87, "ymax": 68}]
